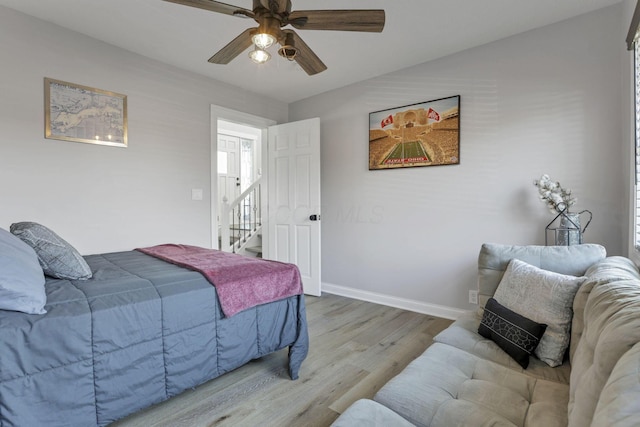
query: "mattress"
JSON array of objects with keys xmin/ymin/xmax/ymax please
[{"xmin": 0, "ymin": 250, "xmax": 309, "ymax": 426}]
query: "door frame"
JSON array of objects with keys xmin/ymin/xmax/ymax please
[{"xmin": 210, "ymin": 105, "xmax": 276, "ymax": 250}]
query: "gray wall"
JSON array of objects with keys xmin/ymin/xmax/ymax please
[
  {"xmin": 0, "ymin": 6, "xmax": 288, "ymax": 255},
  {"xmin": 290, "ymin": 4, "xmax": 630, "ymax": 311},
  {"xmin": 0, "ymin": 4, "xmax": 632, "ymax": 315}
]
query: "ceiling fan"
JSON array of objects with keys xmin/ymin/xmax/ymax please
[{"xmin": 163, "ymin": 0, "xmax": 385, "ymax": 75}]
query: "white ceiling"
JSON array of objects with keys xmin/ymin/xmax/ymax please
[{"xmin": 0, "ymin": 0, "xmax": 623, "ymax": 103}]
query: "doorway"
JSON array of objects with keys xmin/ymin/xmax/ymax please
[
  {"xmin": 210, "ymin": 106, "xmax": 322, "ymax": 295},
  {"xmin": 217, "ymin": 120, "xmax": 262, "ymax": 254},
  {"xmin": 210, "ymin": 106, "xmax": 276, "ymax": 256}
]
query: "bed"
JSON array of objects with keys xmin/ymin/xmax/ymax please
[{"xmin": 0, "ymin": 246, "xmax": 309, "ymax": 427}]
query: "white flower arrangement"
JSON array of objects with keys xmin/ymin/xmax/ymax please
[{"xmin": 533, "ymin": 174, "xmax": 577, "ymax": 214}]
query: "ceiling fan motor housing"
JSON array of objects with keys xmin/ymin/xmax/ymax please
[
  {"xmin": 256, "ymin": 16, "xmax": 282, "ymax": 41},
  {"xmin": 254, "ymin": 0, "xmax": 291, "ymax": 15}
]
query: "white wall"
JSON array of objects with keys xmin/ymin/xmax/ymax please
[
  {"xmin": 0, "ymin": 6, "xmax": 288, "ymax": 255},
  {"xmin": 290, "ymin": 4, "xmax": 629, "ymax": 312}
]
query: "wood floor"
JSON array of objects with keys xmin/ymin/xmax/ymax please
[{"xmin": 111, "ymin": 293, "xmax": 453, "ymax": 427}]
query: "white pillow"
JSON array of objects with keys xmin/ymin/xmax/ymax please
[
  {"xmin": 494, "ymin": 258, "xmax": 585, "ymax": 367},
  {"xmin": 0, "ymin": 227, "xmax": 47, "ymax": 314}
]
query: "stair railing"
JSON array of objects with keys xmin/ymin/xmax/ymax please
[{"xmin": 220, "ymin": 178, "xmax": 262, "ymax": 253}]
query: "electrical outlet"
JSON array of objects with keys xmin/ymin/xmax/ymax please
[{"xmin": 469, "ymin": 290, "xmax": 478, "ymax": 305}]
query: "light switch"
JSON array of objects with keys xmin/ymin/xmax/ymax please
[{"xmin": 191, "ymin": 189, "xmax": 203, "ymax": 201}]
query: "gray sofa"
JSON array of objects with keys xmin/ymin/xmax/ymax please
[{"xmin": 332, "ymin": 243, "xmax": 640, "ymax": 426}]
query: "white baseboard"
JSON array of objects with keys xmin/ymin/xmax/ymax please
[{"xmin": 321, "ymin": 282, "xmax": 468, "ymax": 320}]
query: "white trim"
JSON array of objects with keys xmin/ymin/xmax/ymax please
[{"xmin": 322, "ymin": 282, "xmax": 467, "ymax": 320}]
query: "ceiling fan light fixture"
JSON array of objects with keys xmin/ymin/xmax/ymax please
[
  {"xmin": 278, "ymin": 32, "xmax": 298, "ymax": 61},
  {"xmin": 249, "ymin": 47, "xmax": 271, "ymax": 64},
  {"xmin": 278, "ymin": 45, "xmax": 297, "ymax": 61},
  {"xmin": 251, "ymin": 33, "xmax": 276, "ymax": 49}
]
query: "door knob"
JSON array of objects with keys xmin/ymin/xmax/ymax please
[{"xmin": 309, "ymin": 214, "xmax": 320, "ymax": 221}]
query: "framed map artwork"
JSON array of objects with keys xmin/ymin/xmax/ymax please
[
  {"xmin": 44, "ymin": 78, "xmax": 128, "ymax": 147},
  {"xmin": 369, "ymin": 95, "xmax": 460, "ymax": 170}
]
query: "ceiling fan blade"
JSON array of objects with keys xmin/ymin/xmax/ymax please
[
  {"xmin": 208, "ymin": 28, "xmax": 255, "ymax": 64},
  {"xmin": 163, "ymin": 0, "xmax": 253, "ymax": 18},
  {"xmin": 288, "ymin": 10, "xmax": 385, "ymax": 32},
  {"xmin": 282, "ymin": 30, "xmax": 327, "ymax": 76}
]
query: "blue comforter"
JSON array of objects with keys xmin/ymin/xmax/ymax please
[{"xmin": 0, "ymin": 251, "xmax": 309, "ymax": 426}]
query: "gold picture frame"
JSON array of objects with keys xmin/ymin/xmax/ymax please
[{"xmin": 44, "ymin": 77, "xmax": 127, "ymax": 147}]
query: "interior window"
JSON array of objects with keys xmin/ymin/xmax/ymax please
[
  {"xmin": 218, "ymin": 151, "xmax": 228, "ymax": 175},
  {"xmin": 630, "ymin": 2, "xmax": 640, "ymax": 253},
  {"xmin": 635, "ymin": 42, "xmax": 640, "ymax": 250}
]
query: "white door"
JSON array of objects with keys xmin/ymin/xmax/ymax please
[
  {"xmin": 267, "ymin": 118, "xmax": 321, "ymax": 296},
  {"xmin": 218, "ymin": 134, "xmax": 241, "ymax": 226}
]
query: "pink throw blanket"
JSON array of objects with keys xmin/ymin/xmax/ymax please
[{"xmin": 136, "ymin": 244, "xmax": 303, "ymax": 317}]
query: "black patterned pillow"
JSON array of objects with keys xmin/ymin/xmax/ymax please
[{"xmin": 478, "ymin": 297, "xmax": 547, "ymax": 369}]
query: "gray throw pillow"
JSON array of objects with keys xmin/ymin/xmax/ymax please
[
  {"xmin": 10, "ymin": 222, "xmax": 92, "ymax": 280},
  {"xmin": 0, "ymin": 227, "xmax": 47, "ymax": 314},
  {"xmin": 493, "ymin": 258, "xmax": 585, "ymax": 367}
]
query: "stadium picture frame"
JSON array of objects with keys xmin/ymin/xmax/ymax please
[{"xmin": 369, "ymin": 95, "xmax": 460, "ymax": 170}]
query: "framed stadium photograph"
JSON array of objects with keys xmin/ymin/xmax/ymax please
[{"xmin": 369, "ymin": 95, "xmax": 460, "ymax": 170}]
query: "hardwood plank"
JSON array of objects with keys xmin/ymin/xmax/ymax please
[
  {"xmin": 329, "ymin": 315, "xmax": 451, "ymax": 415},
  {"xmin": 111, "ymin": 294, "xmax": 454, "ymax": 427}
]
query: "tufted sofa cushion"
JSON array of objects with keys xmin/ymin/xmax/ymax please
[
  {"xmin": 331, "ymin": 399, "xmax": 414, "ymax": 427},
  {"xmin": 434, "ymin": 312, "xmax": 571, "ymax": 384},
  {"xmin": 591, "ymin": 341, "xmax": 640, "ymax": 427},
  {"xmin": 567, "ymin": 277, "xmax": 640, "ymax": 426},
  {"xmin": 374, "ymin": 343, "xmax": 569, "ymax": 427},
  {"xmin": 570, "ymin": 256, "xmax": 640, "ymax": 364}
]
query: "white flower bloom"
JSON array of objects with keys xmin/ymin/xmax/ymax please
[{"xmin": 533, "ymin": 174, "xmax": 576, "ymax": 214}]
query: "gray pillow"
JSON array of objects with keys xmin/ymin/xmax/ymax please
[
  {"xmin": 494, "ymin": 258, "xmax": 585, "ymax": 367},
  {"xmin": 10, "ymin": 222, "xmax": 92, "ymax": 280},
  {"xmin": 0, "ymin": 227, "xmax": 47, "ymax": 314}
]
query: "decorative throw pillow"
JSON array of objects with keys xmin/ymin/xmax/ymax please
[
  {"xmin": 493, "ymin": 258, "xmax": 585, "ymax": 367},
  {"xmin": 10, "ymin": 222, "xmax": 92, "ymax": 280},
  {"xmin": 0, "ymin": 227, "xmax": 47, "ymax": 314},
  {"xmin": 479, "ymin": 298, "xmax": 547, "ymax": 369}
]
